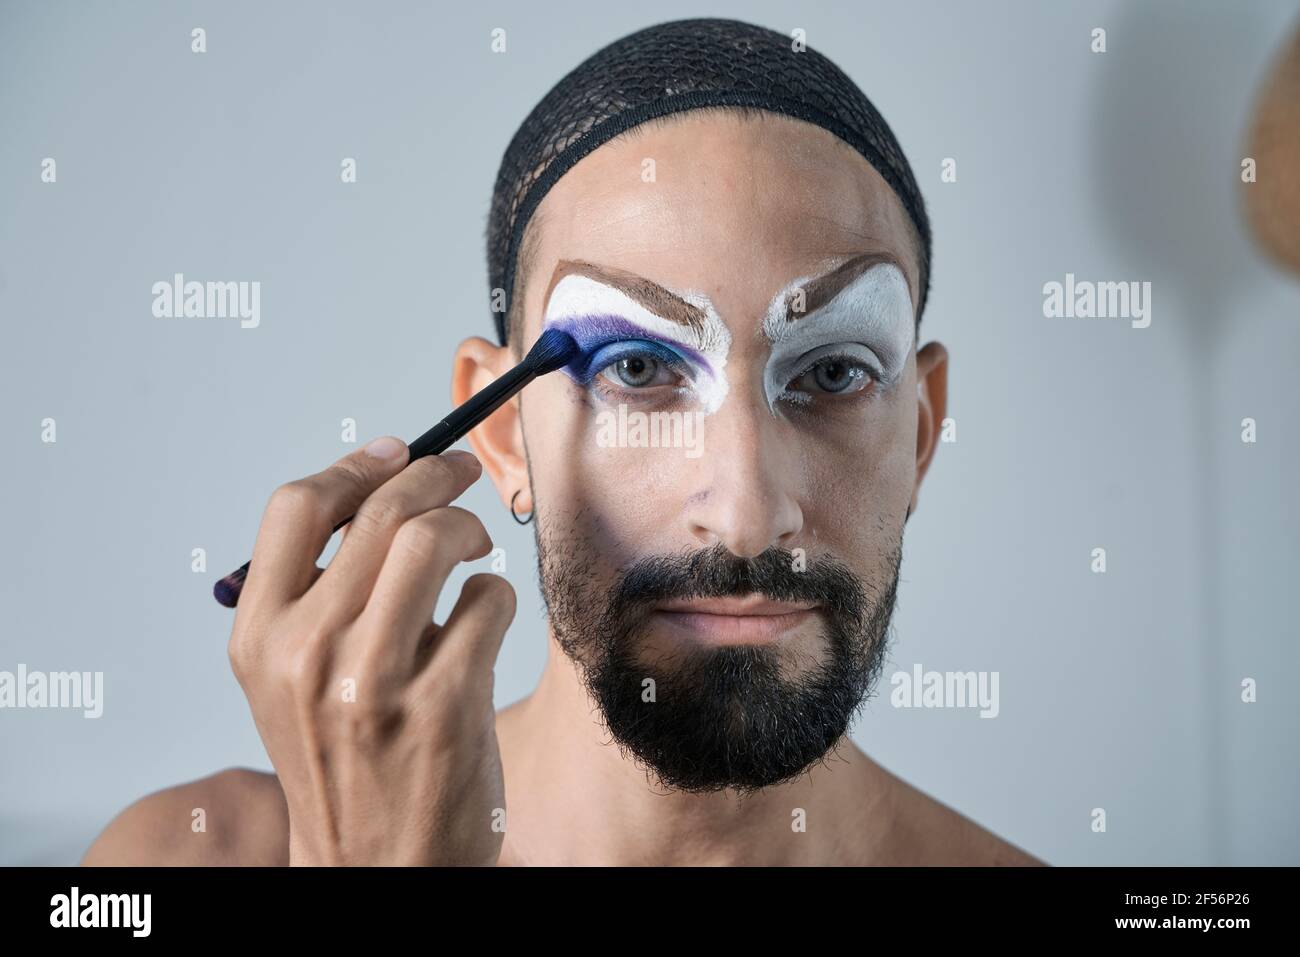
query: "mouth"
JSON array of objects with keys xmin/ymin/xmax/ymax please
[{"xmin": 650, "ymin": 594, "xmax": 819, "ymax": 645}]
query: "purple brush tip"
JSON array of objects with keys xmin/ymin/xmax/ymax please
[{"xmin": 213, "ymin": 565, "xmax": 248, "ymax": 608}]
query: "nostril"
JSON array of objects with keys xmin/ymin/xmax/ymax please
[{"xmin": 689, "ymin": 523, "xmax": 720, "ymax": 547}]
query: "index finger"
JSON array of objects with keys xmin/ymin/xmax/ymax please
[
  {"xmin": 240, "ymin": 437, "xmax": 410, "ymax": 613},
  {"xmin": 308, "ymin": 450, "xmax": 484, "ymax": 618}
]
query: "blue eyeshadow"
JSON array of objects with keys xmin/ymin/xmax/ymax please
[{"xmin": 544, "ymin": 314, "xmax": 712, "ymax": 385}]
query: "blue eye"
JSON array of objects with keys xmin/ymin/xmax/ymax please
[
  {"xmin": 576, "ymin": 339, "xmax": 690, "ymax": 390},
  {"xmin": 794, "ymin": 355, "xmax": 871, "ymax": 394},
  {"xmin": 779, "ymin": 343, "xmax": 881, "ymax": 402}
]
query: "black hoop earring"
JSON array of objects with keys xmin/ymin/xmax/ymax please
[{"xmin": 510, "ymin": 489, "xmax": 534, "ymax": 525}]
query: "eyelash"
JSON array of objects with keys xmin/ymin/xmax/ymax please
[
  {"xmin": 759, "ymin": 342, "xmax": 880, "ymax": 410},
  {"xmin": 787, "ymin": 351, "xmax": 879, "ymax": 396},
  {"xmin": 575, "ymin": 340, "xmax": 693, "ymax": 393},
  {"xmin": 583, "ymin": 344, "xmax": 879, "ymax": 413}
]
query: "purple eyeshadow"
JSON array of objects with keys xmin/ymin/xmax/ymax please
[{"xmin": 542, "ymin": 313, "xmax": 714, "ymax": 381}]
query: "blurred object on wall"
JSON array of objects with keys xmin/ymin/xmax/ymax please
[{"xmin": 1243, "ymin": 19, "xmax": 1300, "ymax": 274}]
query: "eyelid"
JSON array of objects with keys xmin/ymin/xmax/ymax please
[
  {"xmin": 782, "ymin": 343, "xmax": 883, "ymax": 385},
  {"xmin": 575, "ymin": 337, "xmax": 693, "ymax": 384}
]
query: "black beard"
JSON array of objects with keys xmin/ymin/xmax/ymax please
[{"xmin": 535, "ymin": 514, "xmax": 901, "ymax": 795}]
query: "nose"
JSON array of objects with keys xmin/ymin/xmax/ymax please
[{"xmin": 683, "ymin": 392, "xmax": 804, "ymax": 558}]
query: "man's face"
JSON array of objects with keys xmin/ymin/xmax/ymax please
[{"xmin": 497, "ymin": 111, "xmax": 938, "ymax": 793}]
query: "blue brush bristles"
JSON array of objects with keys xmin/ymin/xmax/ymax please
[{"xmin": 526, "ymin": 328, "xmax": 580, "ymax": 375}]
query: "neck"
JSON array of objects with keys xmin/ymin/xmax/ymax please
[{"xmin": 494, "ymin": 630, "xmax": 893, "ymax": 866}]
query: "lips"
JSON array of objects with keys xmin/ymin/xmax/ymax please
[{"xmin": 651, "ymin": 595, "xmax": 819, "ymax": 644}]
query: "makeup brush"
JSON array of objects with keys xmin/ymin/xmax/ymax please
[{"xmin": 213, "ymin": 328, "xmax": 579, "ymax": 608}]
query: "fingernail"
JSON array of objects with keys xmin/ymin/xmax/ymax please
[
  {"xmin": 442, "ymin": 449, "xmax": 481, "ymax": 469},
  {"xmin": 363, "ymin": 436, "xmax": 406, "ymax": 460}
]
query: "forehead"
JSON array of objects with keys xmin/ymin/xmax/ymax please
[{"xmin": 518, "ymin": 110, "xmax": 921, "ymax": 334}]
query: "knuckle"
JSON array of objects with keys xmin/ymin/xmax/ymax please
[
  {"xmin": 339, "ymin": 693, "xmax": 405, "ymax": 745},
  {"xmin": 350, "ymin": 494, "xmax": 408, "ymax": 539},
  {"xmin": 412, "ymin": 682, "xmax": 461, "ymax": 729},
  {"xmin": 428, "ymin": 507, "xmax": 473, "ymax": 539},
  {"xmin": 391, "ymin": 507, "xmax": 491, "ymax": 564},
  {"xmin": 465, "ymin": 572, "xmax": 516, "ymax": 616},
  {"xmin": 266, "ymin": 480, "xmax": 328, "ymax": 527},
  {"xmin": 412, "ymin": 454, "xmax": 460, "ymax": 487},
  {"xmin": 280, "ymin": 630, "xmax": 331, "ymax": 690},
  {"xmin": 392, "ymin": 510, "xmax": 448, "ymax": 557},
  {"xmin": 445, "ymin": 506, "xmax": 493, "ymax": 556},
  {"xmin": 281, "ymin": 650, "xmax": 315, "ymax": 690},
  {"xmin": 226, "ymin": 633, "xmax": 250, "ymax": 681},
  {"xmin": 321, "ymin": 460, "xmax": 375, "ymax": 502},
  {"xmin": 227, "ymin": 610, "xmax": 272, "ymax": 682}
]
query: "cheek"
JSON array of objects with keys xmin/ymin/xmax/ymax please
[
  {"xmin": 570, "ymin": 444, "xmax": 694, "ymax": 541},
  {"xmin": 800, "ymin": 389, "xmax": 918, "ymax": 543},
  {"xmin": 525, "ymin": 382, "xmax": 687, "ymax": 556}
]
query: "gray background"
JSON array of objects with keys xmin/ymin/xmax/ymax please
[{"xmin": 2, "ymin": 0, "xmax": 1297, "ymax": 865}]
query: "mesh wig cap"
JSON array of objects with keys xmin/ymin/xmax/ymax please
[{"xmin": 487, "ymin": 17, "xmax": 931, "ymax": 345}]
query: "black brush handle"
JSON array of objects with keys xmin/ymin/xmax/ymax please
[
  {"xmin": 407, "ymin": 363, "xmax": 536, "ymax": 459},
  {"xmin": 214, "ymin": 362, "xmax": 540, "ymax": 608}
]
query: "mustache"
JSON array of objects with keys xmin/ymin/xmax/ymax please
[{"xmin": 606, "ymin": 543, "xmax": 871, "ymax": 627}]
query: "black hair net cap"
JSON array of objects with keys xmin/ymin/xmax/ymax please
[{"xmin": 487, "ymin": 17, "xmax": 931, "ymax": 344}]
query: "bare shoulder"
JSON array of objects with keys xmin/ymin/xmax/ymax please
[
  {"xmin": 869, "ymin": 762, "xmax": 1046, "ymax": 866},
  {"xmin": 81, "ymin": 768, "xmax": 289, "ymax": 866}
]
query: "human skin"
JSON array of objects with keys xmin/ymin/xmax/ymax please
[{"xmin": 82, "ymin": 111, "xmax": 1043, "ymax": 866}]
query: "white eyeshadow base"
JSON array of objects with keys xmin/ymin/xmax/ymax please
[
  {"xmin": 544, "ymin": 274, "xmax": 731, "ymax": 413},
  {"xmin": 760, "ymin": 262, "xmax": 915, "ymax": 412}
]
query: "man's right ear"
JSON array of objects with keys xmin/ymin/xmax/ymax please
[{"xmin": 451, "ymin": 336, "xmax": 530, "ymax": 513}]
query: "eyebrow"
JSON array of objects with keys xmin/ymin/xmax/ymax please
[
  {"xmin": 544, "ymin": 259, "xmax": 707, "ymax": 333},
  {"xmin": 782, "ymin": 252, "xmax": 910, "ymax": 323}
]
